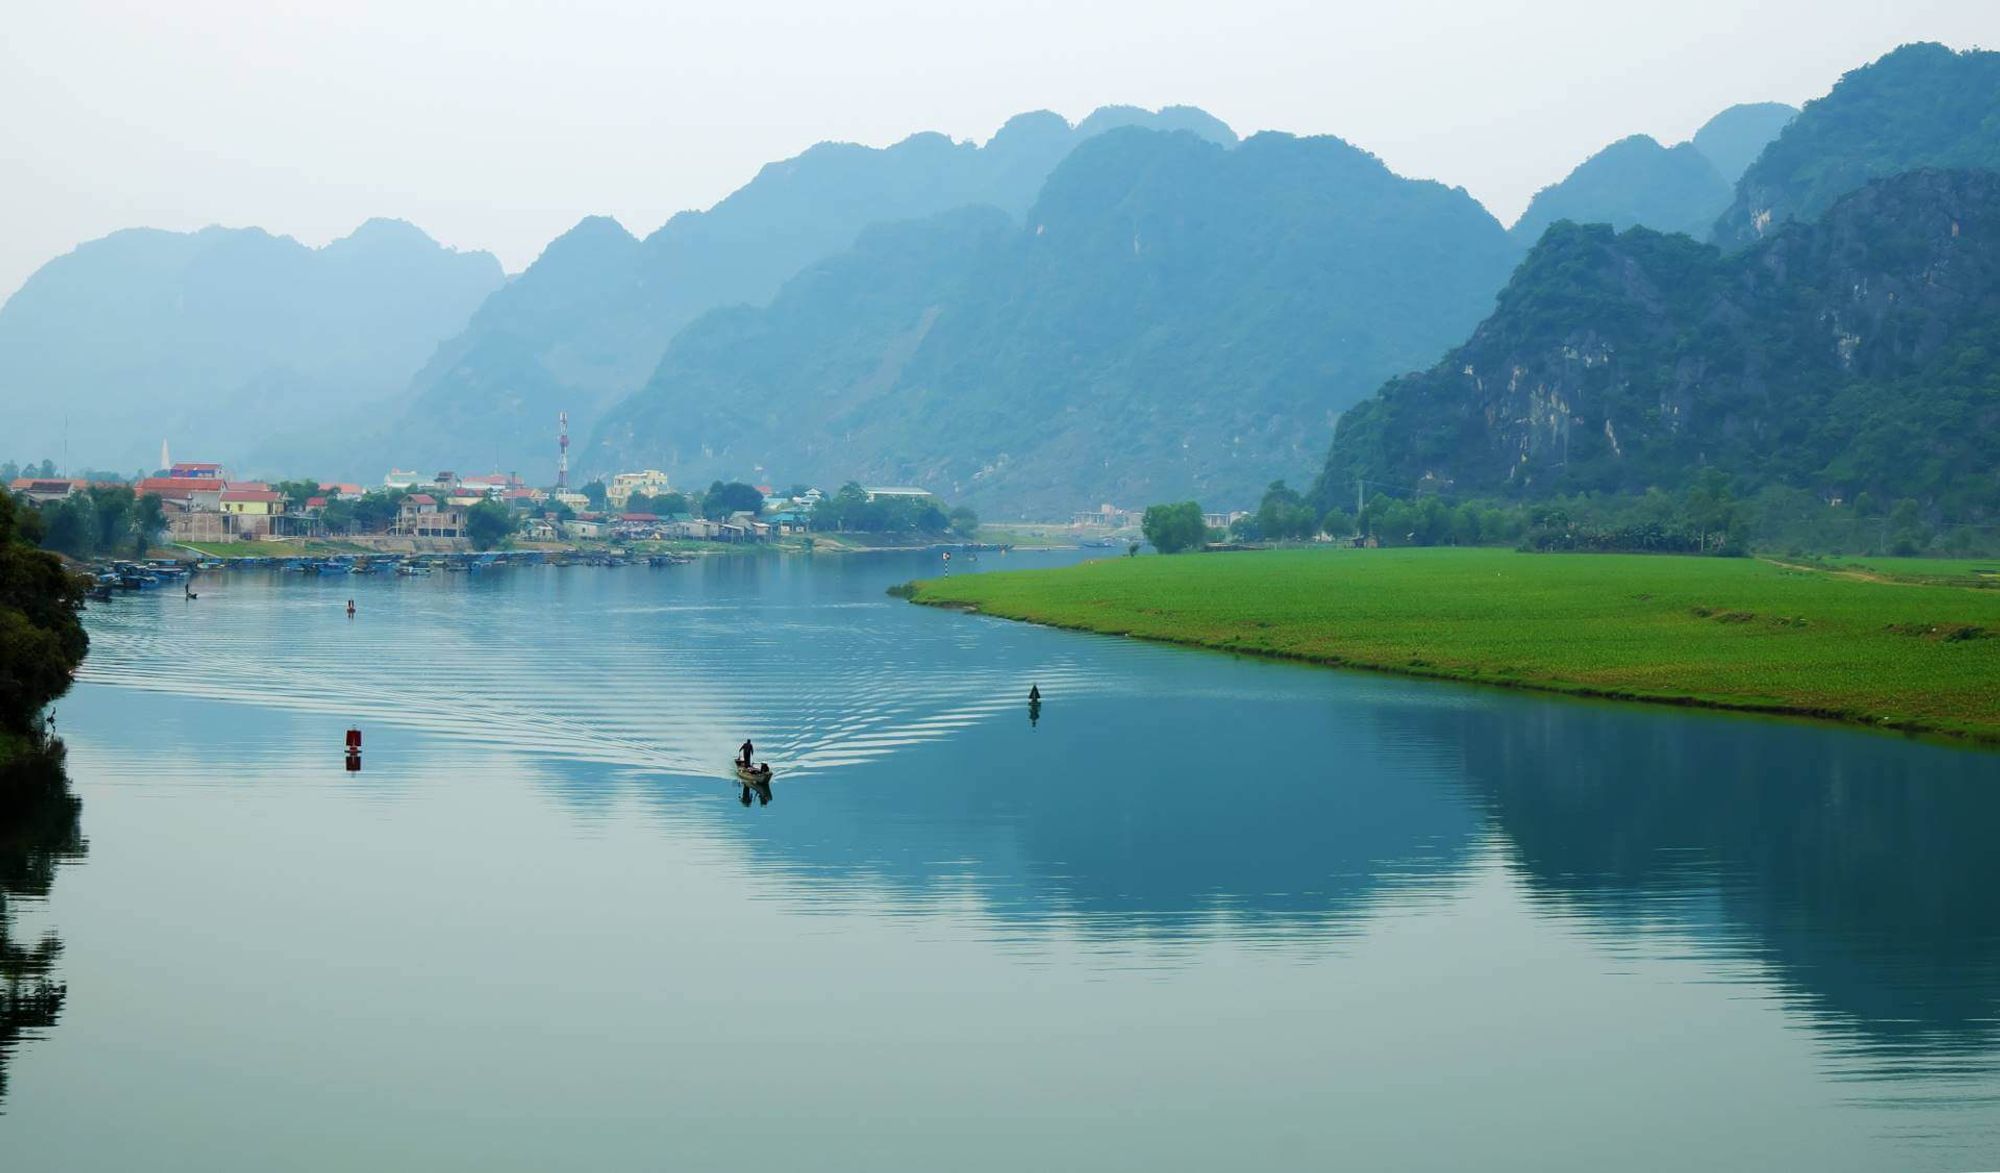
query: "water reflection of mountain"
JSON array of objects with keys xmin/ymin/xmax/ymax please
[
  {"xmin": 0, "ymin": 740, "xmax": 86, "ymax": 1109},
  {"xmin": 662, "ymin": 687, "xmax": 1485, "ymax": 942},
  {"xmin": 1374, "ymin": 700, "xmax": 2000, "ymax": 1074}
]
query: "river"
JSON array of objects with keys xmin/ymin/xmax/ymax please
[{"xmin": 4, "ymin": 550, "xmax": 1997, "ymax": 1170}]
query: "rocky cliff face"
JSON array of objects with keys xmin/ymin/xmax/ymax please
[{"xmin": 1316, "ymin": 169, "xmax": 2000, "ymax": 518}]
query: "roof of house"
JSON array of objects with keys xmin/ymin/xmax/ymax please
[
  {"xmin": 618, "ymin": 512, "xmax": 659, "ymax": 523},
  {"xmin": 222, "ymin": 489, "xmax": 282, "ymax": 503},
  {"xmin": 224, "ymin": 481, "xmax": 271, "ymax": 493},
  {"xmin": 11, "ymin": 477, "xmax": 83, "ymax": 492},
  {"xmin": 137, "ymin": 476, "xmax": 222, "ymax": 496},
  {"xmin": 305, "ymin": 496, "xmax": 328, "ymax": 508},
  {"xmin": 405, "ymin": 493, "xmax": 437, "ymax": 506}
]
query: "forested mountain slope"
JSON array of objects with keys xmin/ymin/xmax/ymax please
[
  {"xmin": 592, "ymin": 127, "xmax": 1524, "ymax": 513},
  {"xmin": 1316, "ymin": 170, "xmax": 2000, "ymax": 521}
]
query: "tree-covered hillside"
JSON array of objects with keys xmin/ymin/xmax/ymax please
[
  {"xmin": 589, "ymin": 127, "xmax": 1524, "ymax": 513},
  {"xmin": 1511, "ymin": 104, "xmax": 1795, "ymax": 246},
  {"xmin": 1316, "ymin": 170, "xmax": 2000, "ymax": 523},
  {"xmin": 1714, "ymin": 42, "xmax": 2000, "ymax": 248},
  {"xmin": 364, "ymin": 106, "xmax": 1238, "ymax": 480},
  {"xmin": 1512, "ymin": 136, "xmax": 1731, "ymax": 244},
  {"xmin": 1689, "ymin": 102, "xmax": 1798, "ymax": 184},
  {"xmin": 0, "ymin": 220, "xmax": 502, "ymax": 474}
]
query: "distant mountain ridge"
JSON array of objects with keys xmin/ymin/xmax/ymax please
[
  {"xmin": 1315, "ymin": 169, "xmax": 2000, "ymax": 520},
  {"xmin": 1510, "ymin": 104, "xmax": 1795, "ymax": 245},
  {"xmin": 590, "ymin": 127, "xmax": 1523, "ymax": 513},
  {"xmin": 0, "ymin": 220, "xmax": 502, "ymax": 473},
  {"xmin": 1714, "ymin": 42, "xmax": 2000, "ymax": 247},
  {"xmin": 364, "ymin": 105, "xmax": 1240, "ymax": 479}
]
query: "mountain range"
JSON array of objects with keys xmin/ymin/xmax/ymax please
[
  {"xmin": 2, "ymin": 42, "xmax": 1994, "ymax": 519},
  {"xmin": 588, "ymin": 128, "xmax": 1522, "ymax": 512},
  {"xmin": 1316, "ymin": 42, "xmax": 2000, "ymax": 521},
  {"xmin": 1314, "ymin": 169, "xmax": 2000, "ymax": 519},
  {"xmin": 361, "ymin": 105, "xmax": 1239, "ymax": 479},
  {"xmin": 0, "ymin": 220, "xmax": 502, "ymax": 474},
  {"xmin": 1509, "ymin": 102, "xmax": 1795, "ymax": 245}
]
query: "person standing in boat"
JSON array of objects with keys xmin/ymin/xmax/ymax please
[{"xmin": 738, "ymin": 738, "xmax": 755, "ymax": 769}]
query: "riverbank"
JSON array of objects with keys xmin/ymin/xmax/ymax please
[{"xmin": 903, "ymin": 547, "xmax": 2000, "ymax": 744}]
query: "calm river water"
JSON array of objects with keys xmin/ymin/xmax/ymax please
[{"xmin": 5, "ymin": 550, "xmax": 1998, "ymax": 1170}]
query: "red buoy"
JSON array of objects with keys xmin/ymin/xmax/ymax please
[{"xmin": 345, "ymin": 727, "xmax": 362, "ymax": 751}]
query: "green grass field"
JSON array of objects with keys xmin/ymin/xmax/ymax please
[{"xmin": 907, "ymin": 548, "xmax": 2000, "ymax": 744}]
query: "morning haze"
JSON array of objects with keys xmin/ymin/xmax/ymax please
[
  {"xmin": 1, "ymin": 0, "xmax": 1993, "ymax": 299},
  {"xmin": 3, "ymin": 4, "xmax": 2000, "ymax": 1170}
]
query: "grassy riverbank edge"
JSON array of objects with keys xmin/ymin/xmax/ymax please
[{"xmin": 901, "ymin": 549, "xmax": 2000, "ymax": 746}]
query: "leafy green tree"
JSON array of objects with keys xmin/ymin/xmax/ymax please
[
  {"xmin": 349, "ymin": 490, "xmax": 406, "ymax": 533},
  {"xmin": 1142, "ymin": 501, "xmax": 1207, "ymax": 554},
  {"xmin": 1255, "ymin": 480, "xmax": 1317, "ymax": 541},
  {"xmin": 0, "ymin": 491, "xmax": 89, "ymax": 734},
  {"xmin": 132, "ymin": 494, "xmax": 164, "ymax": 555},
  {"xmin": 85, "ymin": 486, "xmax": 134, "ymax": 553},
  {"xmin": 37, "ymin": 497, "xmax": 94, "ymax": 559},
  {"xmin": 464, "ymin": 499, "xmax": 514, "ymax": 550},
  {"xmin": 627, "ymin": 491, "xmax": 690, "ymax": 516},
  {"xmin": 581, "ymin": 480, "xmax": 608, "ymax": 510},
  {"xmin": 271, "ymin": 480, "xmax": 320, "ymax": 510},
  {"xmin": 948, "ymin": 506, "xmax": 980, "ymax": 538},
  {"xmin": 701, "ymin": 481, "xmax": 765, "ymax": 519}
]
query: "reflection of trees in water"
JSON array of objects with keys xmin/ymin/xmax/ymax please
[
  {"xmin": 0, "ymin": 734, "xmax": 86, "ymax": 1110},
  {"xmin": 1375, "ymin": 700, "xmax": 2000, "ymax": 1075},
  {"xmin": 649, "ymin": 710, "xmax": 1482, "ymax": 944}
]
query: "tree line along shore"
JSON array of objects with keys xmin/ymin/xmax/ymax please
[{"xmin": 903, "ymin": 548, "xmax": 2000, "ymax": 745}]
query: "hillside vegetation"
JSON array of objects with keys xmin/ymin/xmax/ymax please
[
  {"xmin": 364, "ymin": 106, "xmax": 1237, "ymax": 478},
  {"xmin": 593, "ymin": 127, "xmax": 1522, "ymax": 512},
  {"xmin": 1715, "ymin": 42, "xmax": 2000, "ymax": 247},
  {"xmin": 1317, "ymin": 169, "xmax": 2000, "ymax": 525}
]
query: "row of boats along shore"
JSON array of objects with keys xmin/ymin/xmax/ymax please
[
  {"xmin": 81, "ymin": 549, "xmax": 699, "ymax": 598},
  {"xmin": 81, "ymin": 538, "xmax": 1019, "ymax": 599}
]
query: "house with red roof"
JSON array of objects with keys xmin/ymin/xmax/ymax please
[{"xmin": 395, "ymin": 493, "xmax": 464, "ymax": 539}]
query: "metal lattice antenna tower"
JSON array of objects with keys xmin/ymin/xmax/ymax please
[{"xmin": 556, "ymin": 411, "xmax": 570, "ymax": 489}]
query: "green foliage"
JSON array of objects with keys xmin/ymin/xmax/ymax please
[
  {"xmin": 625, "ymin": 491, "xmax": 689, "ymax": 517},
  {"xmin": 1320, "ymin": 170, "xmax": 2000, "ymax": 534},
  {"xmin": 948, "ymin": 506, "xmax": 980, "ymax": 538},
  {"xmin": 809, "ymin": 483, "xmax": 954, "ymax": 534},
  {"xmin": 700, "ymin": 481, "xmax": 765, "ymax": 519},
  {"xmin": 0, "ymin": 493, "xmax": 88, "ymax": 734},
  {"xmin": 464, "ymin": 499, "xmax": 514, "ymax": 551},
  {"xmin": 1717, "ymin": 43, "xmax": 2000, "ymax": 247},
  {"xmin": 906, "ymin": 547, "xmax": 2000, "ymax": 742},
  {"xmin": 1141, "ymin": 501, "xmax": 1206, "ymax": 554},
  {"xmin": 1513, "ymin": 136, "xmax": 1731, "ymax": 245},
  {"xmin": 580, "ymin": 480, "xmax": 608, "ymax": 510}
]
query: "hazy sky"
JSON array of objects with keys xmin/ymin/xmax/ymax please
[{"xmin": 2, "ymin": 0, "xmax": 1993, "ymax": 299}]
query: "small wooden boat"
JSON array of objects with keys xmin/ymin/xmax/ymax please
[{"xmin": 734, "ymin": 763, "xmax": 773, "ymax": 783}]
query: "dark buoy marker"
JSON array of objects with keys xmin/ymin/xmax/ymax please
[
  {"xmin": 346, "ymin": 598, "xmax": 356, "ymax": 616},
  {"xmin": 344, "ymin": 726, "xmax": 362, "ymax": 773},
  {"xmin": 1027, "ymin": 683, "xmax": 1042, "ymax": 728}
]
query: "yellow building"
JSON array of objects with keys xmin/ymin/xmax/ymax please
[{"xmin": 607, "ymin": 470, "xmax": 671, "ymax": 508}]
